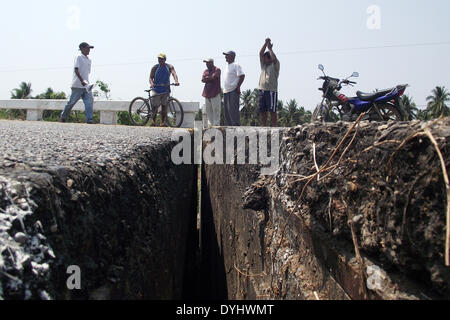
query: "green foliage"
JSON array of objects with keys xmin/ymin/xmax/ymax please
[
  {"xmin": 239, "ymin": 89, "xmax": 311, "ymax": 127},
  {"xmin": 195, "ymin": 110, "xmax": 203, "ymax": 121},
  {"xmin": 425, "ymin": 86, "xmax": 450, "ymax": 119},
  {"xmin": 118, "ymin": 111, "xmax": 134, "ymax": 125},
  {"xmin": 11, "ymin": 82, "xmax": 32, "ymax": 99},
  {"xmin": 401, "ymin": 95, "xmax": 419, "ymax": 121},
  {"xmin": 279, "ymin": 99, "xmax": 312, "ymax": 126},
  {"xmin": 7, "ymin": 82, "xmax": 33, "ymax": 119},
  {"xmin": 94, "ymin": 80, "xmax": 111, "ymax": 100},
  {"xmin": 34, "ymin": 87, "xmax": 67, "ymax": 100}
]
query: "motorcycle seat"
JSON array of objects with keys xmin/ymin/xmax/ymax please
[{"xmin": 356, "ymin": 88, "xmax": 395, "ymax": 101}]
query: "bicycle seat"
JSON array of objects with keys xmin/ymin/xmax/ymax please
[{"xmin": 145, "ymin": 89, "xmax": 152, "ymax": 93}]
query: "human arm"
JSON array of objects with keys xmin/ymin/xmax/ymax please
[
  {"xmin": 260, "ymin": 38, "xmax": 270, "ymax": 64},
  {"xmin": 202, "ymin": 68, "xmax": 221, "ymax": 83},
  {"xmin": 74, "ymin": 68, "xmax": 88, "ymax": 86},
  {"xmin": 149, "ymin": 66, "xmax": 157, "ymax": 87},
  {"xmin": 170, "ymin": 65, "xmax": 180, "ymax": 86},
  {"xmin": 267, "ymin": 41, "xmax": 278, "ymax": 64},
  {"xmin": 236, "ymin": 75, "xmax": 245, "ymax": 95},
  {"xmin": 202, "ymin": 70, "xmax": 210, "ymax": 83}
]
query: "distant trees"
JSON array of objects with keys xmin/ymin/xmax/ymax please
[
  {"xmin": 4, "ymin": 82, "xmax": 450, "ymax": 125},
  {"xmin": 10, "ymin": 82, "xmax": 32, "ymax": 99},
  {"xmin": 94, "ymin": 80, "xmax": 111, "ymax": 100},
  {"xmin": 403, "ymin": 87, "xmax": 450, "ymax": 121},
  {"xmin": 425, "ymin": 86, "xmax": 450, "ymax": 119},
  {"xmin": 239, "ymin": 89, "xmax": 311, "ymax": 127},
  {"xmin": 401, "ymin": 95, "xmax": 419, "ymax": 121},
  {"xmin": 34, "ymin": 87, "xmax": 66, "ymax": 100}
]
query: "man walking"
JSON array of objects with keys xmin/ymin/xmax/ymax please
[
  {"xmin": 149, "ymin": 53, "xmax": 180, "ymax": 126},
  {"xmin": 60, "ymin": 42, "xmax": 95, "ymax": 123},
  {"xmin": 223, "ymin": 51, "xmax": 245, "ymax": 126},
  {"xmin": 202, "ymin": 58, "xmax": 221, "ymax": 127},
  {"xmin": 258, "ymin": 38, "xmax": 280, "ymax": 127}
]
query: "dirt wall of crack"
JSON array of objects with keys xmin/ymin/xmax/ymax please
[
  {"xmin": 0, "ymin": 140, "xmax": 198, "ymax": 300},
  {"xmin": 202, "ymin": 119, "xmax": 450, "ymax": 300}
]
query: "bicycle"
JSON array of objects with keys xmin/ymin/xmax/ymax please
[{"xmin": 128, "ymin": 84, "xmax": 184, "ymax": 127}]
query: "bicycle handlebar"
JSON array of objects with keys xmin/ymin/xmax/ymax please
[{"xmin": 152, "ymin": 83, "xmax": 179, "ymax": 88}]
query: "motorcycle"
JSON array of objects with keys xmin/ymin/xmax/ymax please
[{"xmin": 311, "ymin": 64, "xmax": 408, "ymax": 122}]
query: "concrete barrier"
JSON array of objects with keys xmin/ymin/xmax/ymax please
[{"xmin": 0, "ymin": 99, "xmax": 200, "ymax": 128}]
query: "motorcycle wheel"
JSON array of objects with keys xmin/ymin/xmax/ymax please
[
  {"xmin": 311, "ymin": 105, "xmax": 323, "ymax": 122},
  {"xmin": 312, "ymin": 104, "xmax": 333, "ymax": 122},
  {"xmin": 376, "ymin": 102, "xmax": 402, "ymax": 121}
]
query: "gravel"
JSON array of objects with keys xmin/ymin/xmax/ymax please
[{"xmin": 0, "ymin": 121, "xmax": 180, "ymax": 171}]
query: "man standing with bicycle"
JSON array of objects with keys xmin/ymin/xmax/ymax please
[{"xmin": 149, "ymin": 53, "xmax": 180, "ymax": 126}]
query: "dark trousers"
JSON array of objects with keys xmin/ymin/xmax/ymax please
[{"xmin": 224, "ymin": 89, "xmax": 240, "ymax": 126}]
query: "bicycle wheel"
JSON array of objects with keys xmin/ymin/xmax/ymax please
[
  {"xmin": 129, "ymin": 97, "xmax": 151, "ymax": 126},
  {"xmin": 166, "ymin": 98, "xmax": 184, "ymax": 128},
  {"xmin": 377, "ymin": 102, "xmax": 402, "ymax": 121}
]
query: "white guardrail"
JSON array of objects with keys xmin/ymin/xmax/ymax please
[{"xmin": 0, "ymin": 99, "xmax": 200, "ymax": 128}]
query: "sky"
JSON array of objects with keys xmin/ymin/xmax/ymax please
[{"xmin": 0, "ymin": 0, "xmax": 449, "ymax": 111}]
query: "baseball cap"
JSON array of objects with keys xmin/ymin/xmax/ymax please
[
  {"xmin": 203, "ymin": 58, "xmax": 214, "ymax": 63},
  {"xmin": 158, "ymin": 53, "xmax": 167, "ymax": 59},
  {"xmin": 79, "ymin": 42, "xmax": 94, "ymax": 49},
  {"xmin": 223, "ymin": 51, "xmax": 236, "ymax": 57}
]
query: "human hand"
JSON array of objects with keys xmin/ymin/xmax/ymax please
[
  {"xmin": 82, "ymin": 80, "xmax": 89, "ymax": 86},
  {"xmin": 175, "ymin": 82, "xmax": 180, "ymax": 86}
]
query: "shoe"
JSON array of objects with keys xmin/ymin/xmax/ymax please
[{"xmin": 59, "ymin": 117, "xmax": 66, "ymax": 123}]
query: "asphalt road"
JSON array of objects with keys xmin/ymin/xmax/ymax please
[{"xmin": 0, "ymin": 121, "xmax": 182, "ymax": 171}]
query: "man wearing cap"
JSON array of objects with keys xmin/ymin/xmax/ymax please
[
  {"xmin": 223, "ymin": 51, "xmax": 245, "ymax": 126},
  {"xmin": 202, "ymin": 58, "xmax": 221, "ymax": 127},
  {"xmin": 60, "ymin": 42, "xmax": 95, "ymax": 124},
  {"xmin": 258, "ymin": 38, "xmax": 280, "ymax": 127},
  {"xmin": 149, "ymin": 54, "xmax": 180, "ymax": 126}
]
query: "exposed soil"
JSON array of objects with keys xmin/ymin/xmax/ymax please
[{"xmin": 243, "ymin": 118, "xmax": 450, "ymax": 298}]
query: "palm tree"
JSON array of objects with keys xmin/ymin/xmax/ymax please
[
  {"xmin": 11, "ymin": 82, "xmax": 32, "ymax": 99},
  {"xmin": 35, "ymin": 87, "xmax": 66, "ymax": 100},
  {"xmin": 401, "ymin": 95, "xmax": 419, "ymax": 120},
  {"xmin": 240, "ymin": 89, "xmax": 260, "ymax": 126},
  {"xmin": 240, "ymin": 89, "xmax": 254, "ymax": 126},
  {"xmin": 278, "ymin": 99, "xmax": 310, "ymax": 127},
  {"xmin": 34, "ymin": 88, "xmax": 67, "ymax": 121},
  {"xmin": 426, "ymin": 86, "xmax": 450, "ymax": 119}
]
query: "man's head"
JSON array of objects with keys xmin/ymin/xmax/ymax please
[
  {"xmin": 223, "ymin": 51, "xmax": 236, "ymax": 64},
  {"xmin": 158, "ymin": 53, "xmax": 167, "ymax": 65},
  {"xmin": 79, "ymin": 42, "xmax": 94, "ymax": 56},
  {"xmin": 203, "ymin": 58, "xmax": 215, "ymax": 70},
  {"xmin": 263, "ymin": 51, "xmax": 274, "ymax": 65}
]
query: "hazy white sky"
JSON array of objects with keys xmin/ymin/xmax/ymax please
[{"xmin": 0, "ymin": 0, "xmax": 449, "ymax": 110}]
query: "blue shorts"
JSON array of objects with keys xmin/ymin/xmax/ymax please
[{"xmin": 258, "ymin": 90, "xmax": 278, "ymax": 113}]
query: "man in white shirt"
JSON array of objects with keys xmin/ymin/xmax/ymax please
[
  {"xmin": 223, "ymin": 51, "xmax": 245, "ymax": 126},
  {"xmin": 60, "ymin": 42, "xmax": 95, "ymax": 124}
]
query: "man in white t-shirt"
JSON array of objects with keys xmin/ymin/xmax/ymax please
[
  {"xmin": 60, "ymin": 42, "xmax": 95, "ymax": 124},
  {"xmin": 223, "ymin": 51, "xmax": 245, "ymax": 126}
]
